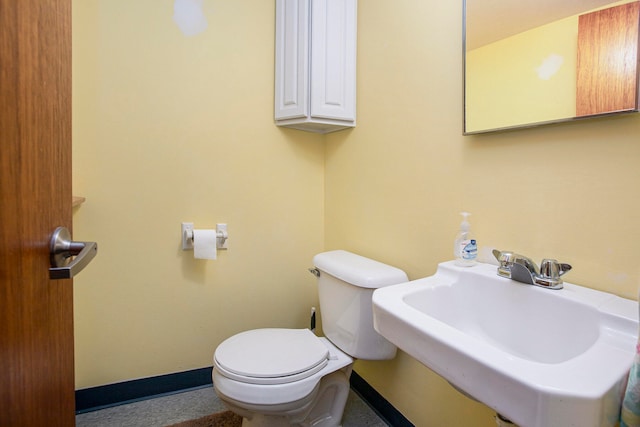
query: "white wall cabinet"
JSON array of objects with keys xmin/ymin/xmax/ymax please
[{"xmin": 274, "ymin": 0, "xmax": 357, "ymax": 134}]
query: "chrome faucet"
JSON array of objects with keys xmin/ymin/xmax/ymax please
[{"xmin": 492, "ymin": 249, "xmax": 571, "ymax": 290}]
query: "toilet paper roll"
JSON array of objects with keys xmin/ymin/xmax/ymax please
[{"xmin": 193, "ymin": 229, "xmax": 217, "ymax": 260}]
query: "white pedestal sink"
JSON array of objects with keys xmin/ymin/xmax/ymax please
[{"xmin": 372, "ymin": 261, "xmax": 638, "ymax": 427}]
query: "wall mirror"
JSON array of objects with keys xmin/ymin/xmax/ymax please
[{"xmin": 464, "ymin": 0, "xmax": 640, "ymax": 134}]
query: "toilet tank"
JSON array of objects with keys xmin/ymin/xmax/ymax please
[{"xmin": 313, "ymin": 250, "xmax": 409, "ymax": 360}]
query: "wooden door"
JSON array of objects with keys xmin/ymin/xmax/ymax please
[
  {"xmin": 576, "ymin": 1, "xmax": 640, "ymax": 116},
  {"xmin": 0, "ymin": 0, "xmax": 74, "ymax": 425}
]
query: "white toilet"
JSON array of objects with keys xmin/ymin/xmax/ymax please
[{"xmin": 212, "ymin": 250, "xmax": 408, "ymax": 427}]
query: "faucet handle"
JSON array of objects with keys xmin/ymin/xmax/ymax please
[
  {"xmin": 492, "ymin": 249, "xmax": 514, "ymax": 264},
  {"xmin": 540, "ymin": 259, "xmax": 572, "ymax": 280},
  {"xmin": 540, "ymin": 259, "xmax": 559, "ymax": 280},
  {"xmin": 492, "ymin": 249, "xmax": 516, "ymax": 278}
]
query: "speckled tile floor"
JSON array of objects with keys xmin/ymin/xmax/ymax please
[{"xmin": 76, "ymin": 385, "xmax": 389, "ymax": 426}]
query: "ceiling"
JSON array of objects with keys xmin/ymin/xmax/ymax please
[{"xmin": 466, "ymin": 0, "xmax": 620, "ymax": 50}]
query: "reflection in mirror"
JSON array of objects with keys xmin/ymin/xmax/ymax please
[{"xmin": 464, "ymin": 0, "xmax": 640, "ymax": 134}]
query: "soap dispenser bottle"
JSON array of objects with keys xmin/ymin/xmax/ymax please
[{"xmin": 454, "ymin": 212, "xmax": 477, "ymax": 267}]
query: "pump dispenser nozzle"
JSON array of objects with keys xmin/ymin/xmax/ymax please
[{"xmin": 460, "ymin": 212, "xmax": 470, "ymax": 231}]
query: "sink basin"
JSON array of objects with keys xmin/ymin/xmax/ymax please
[{"xmin": 372, "ymin": 261, "xmax": 638, "ymax": 427}]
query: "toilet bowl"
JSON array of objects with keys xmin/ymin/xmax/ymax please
[
  {"xmin": 212, "ymin": 250, "xmax": 408, "ymax": 427},
  {"xmin": 213, "ymin": 329, "xmax": 353, "ymax": 426}
]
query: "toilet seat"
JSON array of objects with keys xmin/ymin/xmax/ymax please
[
  {"xmin": 214, "ymin": 328, "xmax": 329, "ymax": 385},
  {"xmin": 213, "ymin": 333, "xmax": 353, "ymax": 407}
]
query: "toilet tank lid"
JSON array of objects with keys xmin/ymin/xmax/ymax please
[{"xmin": 313, "ymin": 250, "xmax": 408, "ymax": 289}]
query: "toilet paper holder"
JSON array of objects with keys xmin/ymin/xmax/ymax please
[{"xmin": 181, "ymin": 222, "xmax": 228, "ymax": 250}]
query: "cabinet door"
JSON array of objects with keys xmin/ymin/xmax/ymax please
[
  {"xmin": 310, "ymin": 0, "xmax": 356, "ymax": 121},
  {"xmin": 274, "ymin": 0, "xmax": 310, "ymax": 120},
  {"xmin": 576, "ymin": 1, "xmax": 640, "ymax": 116}
]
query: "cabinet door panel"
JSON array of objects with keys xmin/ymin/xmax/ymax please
[
  {"xmin": 576, "ymin": 2, "xmax": 640, "ymax": 116},
  {"xmin": 310, "ymin": 0, "xmax": 356, "ymax": 121},
  {"xmin": 275, "ymin": 0, "xmax": 309, "ymax": 120}
]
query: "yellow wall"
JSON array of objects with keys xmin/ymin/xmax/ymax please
[
  {"xmin": 74, "ymin": 1, "xmax": 640, "ymax": 426},
  {"xmin": 72, "ymin": 0, "xmax": 325, "ymax": 388}
]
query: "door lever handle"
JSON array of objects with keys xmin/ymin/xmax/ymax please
[{"xmin": 49, "ymin": 226, "xmax": 98, "ymax": 279}]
